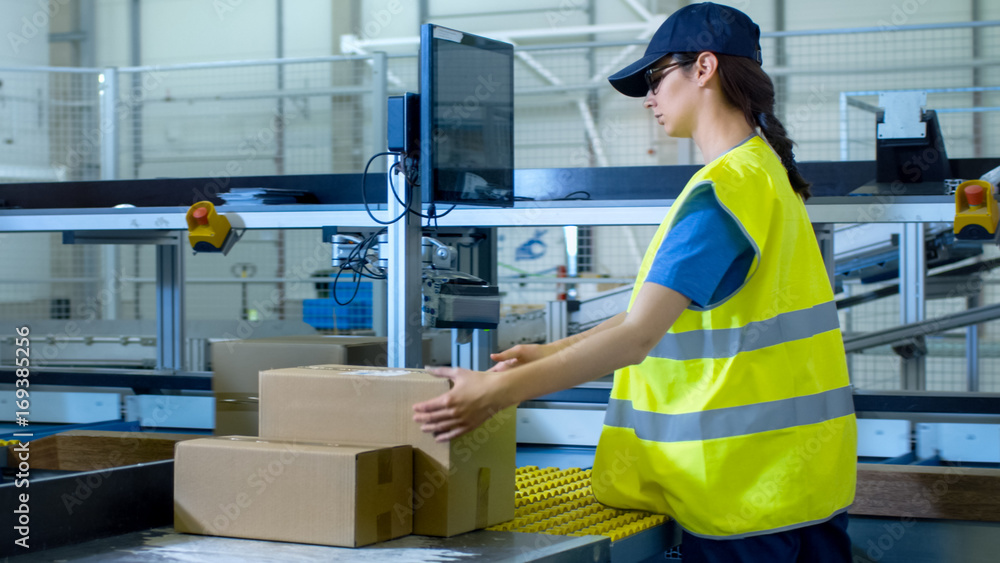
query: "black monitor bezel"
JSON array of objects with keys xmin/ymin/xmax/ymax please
[{"xmin": 418, "ymin": 23, "xmax": 515, "ymax": 209}]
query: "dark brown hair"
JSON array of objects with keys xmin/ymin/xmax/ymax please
[{"xmin": 672, "ymin": 52, "xmax": 811, "ymax": 200}]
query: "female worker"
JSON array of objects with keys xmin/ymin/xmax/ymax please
[{"xmin": 413, "ymin": 3, "xmax": 857, "ymax": 561}]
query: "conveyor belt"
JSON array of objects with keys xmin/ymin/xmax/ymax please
[
  {"xmin": 4, "ymin": 459, "xmax": 677, "ymax": 562},
  {"xmin": 491, "ymin": 466, "xmax": 670, "ymax": 541}
]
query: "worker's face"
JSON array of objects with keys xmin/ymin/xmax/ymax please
[{"xmin": 642, "ymin": 56, "xmax": 698, "ymax": 137}]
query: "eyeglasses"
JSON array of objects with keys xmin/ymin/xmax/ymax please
[{"xmin": 644, "ymin": 62, "xmax": 681, "ymax": 94}]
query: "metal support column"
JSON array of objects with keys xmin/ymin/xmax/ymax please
[
  {"xmin": 369, "ymin": 52, "xmax": 389, "ymax": 339},
  {"xmin": 967, "ymin": 294, "xmax": 980, "ymax": 392},
  {"xmin": 546, "ymin": 300, "xmax": 568, "ymax": 344},
  {"xmin": 453, "ymin": 228, "xmax": 498, "ymax": 371},
  {"xmin": 564, "ymin": 225, "xmax": 578, "ymax": 300},
  {"xmin": 155, "ymin": 237, "xmax": 185, "ymax": 371},
  {"xmin": 387, "ymin": 156, "xmax": 423, "ymax": 368},
  {"xmin": 99, "ymin": 67, "xmax": 119, "ymax": 180},
  {"xmin": 373, "ymin": 280, "xmax": 388, "ymax": 337},
  {"xmin": 813, "ymin": 223, "xmax": 835, "ymax": 290},
  {"xmin": 452, "ymin": 329, "xmax": 493, "ymax": 372},
  {"xmin": 899, "ymin": 223, "xmax": 926, "ymax": 390},
  {"xmin": 99, "ymin": 66, "xmax": 121, "ymax": 321},
  {"xmin": 371, "ymin": 52, "xmax": 388, "ymax": 162}
]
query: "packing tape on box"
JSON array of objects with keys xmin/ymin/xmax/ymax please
[
  {"xmin": 476, "ymin": 467, "xmax": 490, "ymax": 529},
  {"xmin": 215, "ymin": 393, "xmax": 259, "ymax": 412},
  {"xmin": 302, "ymin": 365, "xmax": 415, "ymax": 377}
]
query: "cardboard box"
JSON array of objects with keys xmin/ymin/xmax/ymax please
[
  {"xmin": 174, "ymin": 436, "xmax": 412, "ymax": 547},
  {"xmin": 259, "ymin": 365, "xmax": 516, "ymax": 537},
  {"xmin": 7, "ymin": 430, "xmax": 198, "ymax": 471},
  {"xmin": 211, "ymin": 336, "xmax": 395, "ymax": 436}
]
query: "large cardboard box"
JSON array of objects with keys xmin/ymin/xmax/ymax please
[
  {"xmin": 259, "ymin": 365, "xmax": 516, "ymax": 537},
  {"xmin": 174, "ymin": 436, "xmax": 412, "ymax": 547},
  {"xmin": 211, "ymin": 336, "xmax": 395, "ymax": 436}
]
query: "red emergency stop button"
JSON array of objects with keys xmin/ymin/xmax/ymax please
[
  {"xmin": 966, "ymin": 184, "xmax": 985, "ymax": 207},
  {"xmin": 192, "ymin": 206, "xmax": 210, "ymax": 225}
]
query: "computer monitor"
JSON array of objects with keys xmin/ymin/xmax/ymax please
[{"xmin": 419, "ymin": 24, "xmax": 514, "ymax": 208}]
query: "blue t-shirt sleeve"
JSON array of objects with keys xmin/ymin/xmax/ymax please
[{"xmin": 645, "ymin": 186, "xmax": 756, "ymax": 308}]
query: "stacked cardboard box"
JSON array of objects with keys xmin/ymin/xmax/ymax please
[
  {"xmin": 212, "ymin": 336, "xmax": 410, "ymax": 435},
  {"xmin": 177, "ymin": 361, "xmax": 515, "ymax": 546},
  {"xmin": 174, "ymin": 437, "xmax": 412, "ymax": 547},
  {"xmin": 259, "ymin": 365, "xmax": 517, "ymax": 537}
]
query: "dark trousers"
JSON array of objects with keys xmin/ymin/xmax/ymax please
[{"xmin": 681, "ymin": 513, "xmax": 851, "ymax": 563}]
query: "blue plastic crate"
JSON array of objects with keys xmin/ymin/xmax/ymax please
[{"xmin": 303, "ymin": 282, "xmax": 373, "ymax": 330}]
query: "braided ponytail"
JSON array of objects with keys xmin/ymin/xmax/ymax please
[
  {"xmin": 672, "ymin": 52, "xmax": 812, "ymax": 200},
  {"xmin": 754, "ymin": 110, "xmax": 810, "ymax": 199}
]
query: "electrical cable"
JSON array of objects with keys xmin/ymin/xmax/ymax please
[
  {"xmin": 362, "ymin": 151, "xmax": 409, "ymax": 225},
  {"xmin": 387, "ymin": 162, "xmax": 456, "ymax": 221}
]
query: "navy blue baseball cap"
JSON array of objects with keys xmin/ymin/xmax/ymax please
[{"xmin": 609, "ymin": 2, "xmax": 762, "ymax": 97}]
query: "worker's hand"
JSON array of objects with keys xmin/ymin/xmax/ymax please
[
  {"xmin": 489, "ymin": 343, "xmax": 554, "ymax": 372},
  {"xmin": 413, "ymin": 366, "xmax": 504, "ymax": 442}
]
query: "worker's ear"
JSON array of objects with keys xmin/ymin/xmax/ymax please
[{"xmin": 693, "ymin": 52, "xmax": 719, "ymax": 86}]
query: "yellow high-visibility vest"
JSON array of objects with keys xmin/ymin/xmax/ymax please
[{"xmin": 592, "ymin": 135, "xmax": 856, "ymax": 539}]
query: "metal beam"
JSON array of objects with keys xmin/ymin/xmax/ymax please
[
  {"xmin": 844, "ymin": 302, "xmax": 1000, "ymax": 353},
  {"xmin": 900, "ymin": 223, "xmax": 926, "ymax": 389}
]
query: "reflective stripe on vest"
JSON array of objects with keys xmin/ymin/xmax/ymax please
[
  {"xmin": 605, "ymin": 385, "xmax": 853, "ymax": 443},
  {"xmin": 648, "ymin": 301, "xmax": 840, "ymax": 361}
]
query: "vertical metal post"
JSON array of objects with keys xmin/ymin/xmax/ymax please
[
  {"xmin": 546, "ymin": 300, "xmax": 568, "ymax": 344},
  {"xmin": 156, "ymin": 238, "xmax": 185, "ymax": 371},
  {"xmin": 453, "ymin": 228, "xmax": 498, "ymax": 371},
  {"xmin": 372, "ymin": 280, "xmax": 387, "ymax": 337},
  {"xmin": 129, "ymin": 0, "xmax": 142, "ymax": 179},
  {"xmin": 839, "ymin": 92, "xmax": 849, "ymax": 162},
  {"xmin": 275, "ymin": 0, "xmax": 286, "ymax": 175},
  {"xmin": 452, "ymin": 329, "xmax": 493, "ymax": 372},
  {"xmin": 813, "ymin": 223, "xmax": 835, "ymax": 290},
  {"xmin": 967, "ymin": 294, "xmax": 980, "ymax": 392},
  {"xmin": 899, "ymin": 223, "xmax": 926, "ymax": 390},
  {"xmin": 371, "ymin": 52, "xmax": 388, "ymax": 158},
  {"xmin": 99, "ymin": 68, "xmax": 119, "ymax": 181},
  {"xmin": 99, "ymin": 66, "xmax": 120, "ymax": 320},
  {"xmin": 563, "ymin": 225, "xmax": 578, "ymax": 300},
  {"xmin": 387, "ymin": 155, "xmax": 422, "ymax": 368},
  {"xmin": 78, "ymin": 0, "xmax": 96, "ymax": 68}
]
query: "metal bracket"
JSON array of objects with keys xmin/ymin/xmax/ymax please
[
  {"xmin": 877, "ymin": 91, "xmax": 928, "ymax": 140},
  {"xmin": 892, "ymin": 336, "xmax": 927, "ymax": 360}
]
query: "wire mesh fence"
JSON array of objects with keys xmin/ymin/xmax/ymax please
[
  {"xmin": 115, "ymin": 56, "xmax": 379, "ymax": 180},
  {"xmin": 0, "ymin": 67, "xmax": 102, "ymax": 183}
]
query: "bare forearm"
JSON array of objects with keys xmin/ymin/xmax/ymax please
[
  {"xmin": 548, "ymin": 312, "xmax": 626, "ymax": 352},
  {"xmin": 494, "ymin": 322, "xmax": 645, "ymax": 406}
]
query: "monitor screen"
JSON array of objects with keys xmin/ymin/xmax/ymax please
[{"xmin": 420, "ymin": 24, "xmax": 514, "ymax": 208}]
